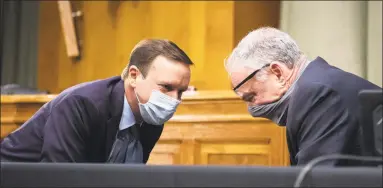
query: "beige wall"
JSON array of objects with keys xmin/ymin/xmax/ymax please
[
  {"xmin": 280, "ymin": 1, "xmax": 382, "ymax": 87},
  {"xmin": 367, "ymin": 1, "xmax": 382, "ymax": 87}
]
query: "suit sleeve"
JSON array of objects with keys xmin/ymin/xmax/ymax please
[
  {"xmin": 40, "ymin": 95, "xmax": 100, "ymax": 162},
  {"xmin": 294, "ymin": 83, "xmax": 357, "ymax": 166}
]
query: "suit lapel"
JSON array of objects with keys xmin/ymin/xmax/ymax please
[{"xmin": 104, "ymin": 79, "xmax": 124, "ymax": 159}]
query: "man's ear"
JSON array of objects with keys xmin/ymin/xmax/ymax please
[
  {"xmin": 269, "ymin": 62, "xmax": 283, "ymax": 80},
  {"xmin": 128, "ymin": 65, "xmax": 140, "ymax": 88}
]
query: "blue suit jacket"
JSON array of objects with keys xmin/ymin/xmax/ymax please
[
  {"xmin": 286, "ymin": 57, "xmax": 381, "ymax": 166},
  {"xmin": 0, "ymin": 76, "xmax": 163, "ymax": 163}
]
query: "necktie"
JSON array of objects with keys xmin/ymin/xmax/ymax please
[{"xmin": 107, "ymin": 124, "xmax": 143, "ymax": 164}]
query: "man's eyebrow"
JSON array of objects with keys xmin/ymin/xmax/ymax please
[
  {"xmin": 157, "ymin": 81, "xmax": 187, "ymax": 91},
  {"xmin": 157, "ymin": 81, "xmax": 174, "ymax": 85}
]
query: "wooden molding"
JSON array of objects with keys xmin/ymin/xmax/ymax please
[
  {"xmin": 57, "ymin": 1, "xmax": 80, "ymax": 58},
  {"xmin": 1, "ymin": 95, "xmax": 56, "ymax": 104}
]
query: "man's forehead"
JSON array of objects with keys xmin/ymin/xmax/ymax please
[
  {"xmin": 149, "ymin": 61, "xmax": 189, "ymax": 77},
  {"xmin": 149, "ymin": 56, "xmax": 187, "ymax": 71},
  {"xmin": 230, "ymin": 67, "xmax": 255, "ymax": 82},
  {"xmin": 146, "ymin": 56, "xmax": 190, "ymax": 85}
]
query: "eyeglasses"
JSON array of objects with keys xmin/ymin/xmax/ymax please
[{"xmin": 233, "ymin": 64, "xmax": 270, "ymax": 91}]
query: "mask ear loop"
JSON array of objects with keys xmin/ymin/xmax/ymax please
[{"xmin": 134, "ymin": 90, "xmax": 141, "ymax": 104}]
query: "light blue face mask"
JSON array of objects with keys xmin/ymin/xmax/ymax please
[{"xmin": 135, "ymin": 90, "xmax": 180, "ymax": 125}]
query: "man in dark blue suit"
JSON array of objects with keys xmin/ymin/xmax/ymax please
[
  {"xmin": 224, "ymin": 27, "xmax": 381, "ymax": 166},
  {"xmin": 0, "ymin": 39, "xmax": 193, "ymax": 163}
]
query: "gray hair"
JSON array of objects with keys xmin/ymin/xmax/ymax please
[{"xmin": 224, "ymin": 27, "xmax": 302, "ymax": 77}]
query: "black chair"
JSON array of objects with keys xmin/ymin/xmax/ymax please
[{"xmin": 358, "ymin": 89, "xmax": 383, "ymax": 157}]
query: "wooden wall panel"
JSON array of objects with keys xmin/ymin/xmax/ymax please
[
  {"xmin": 147, "ymin": 119, "xmax": 287, "ymax": 166},
  {"xmin": 203, "ymin": 1, "xmax": 235, "ymax": 90},
  {"xmin": 37, "ymin": 2, "xmax": 61, "ymax": 93},
  {"xmin": 37, "ymin": 1, "xmax": 280, "ymax": 93},
  {"xmin": 234, "ymin": 1, "xmax": 280, "ymax": 45},
  {"xmin": 147, "ymin": 140, "xmax": 183, "ymax": 165},
  {"xmin": 199, "ymin": 143, "xmax": 270, "ymax": 165}
]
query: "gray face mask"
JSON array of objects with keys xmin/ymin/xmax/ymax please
[
  {"xmin": 248, "ymin": 87, "xmax": 293, "ymax": 126},
  {"xmin": 135, "ymin": 90, "xmax": 180, "ymax": 126},
  {"xmin": 248, "ymin": 60, "xmax": 310, "ymax": 126}
]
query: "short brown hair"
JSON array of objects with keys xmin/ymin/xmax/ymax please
[{"xmin": 121, "ymin": 39, "xmax": 193, "ymax": 80}]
